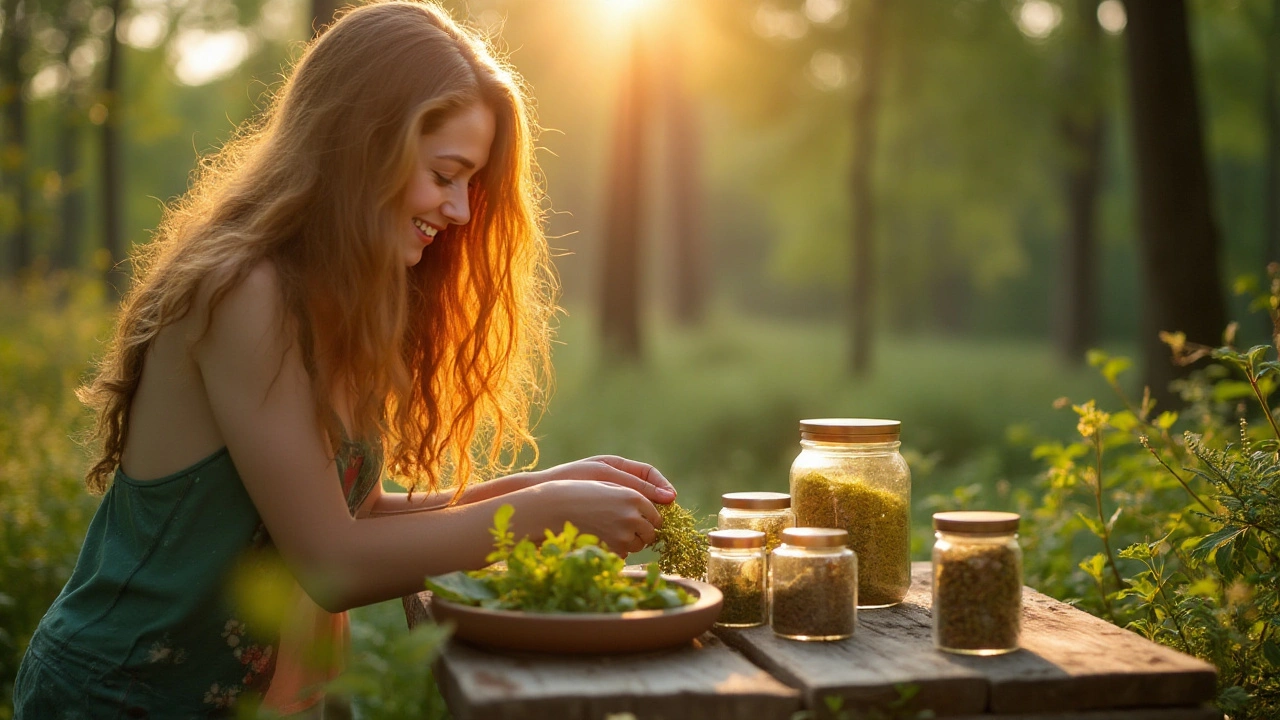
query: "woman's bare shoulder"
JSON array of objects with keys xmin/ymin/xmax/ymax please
[{"xmin": 190, "ymin": 258, "xmax": 290, "ymax": 350}]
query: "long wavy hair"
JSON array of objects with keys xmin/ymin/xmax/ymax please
[{"xmin": 78, "ymin": 0, "xmax": 556, "ymax": 498}]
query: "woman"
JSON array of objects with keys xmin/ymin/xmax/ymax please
[{"xmin": 14, "ymin": 2, "xmax": 674, "ymax": 716}]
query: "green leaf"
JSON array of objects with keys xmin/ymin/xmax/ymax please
[
  {"xmin": 1079, "ymin": 553, "xmax": 1107, "ymax": 581},
  {"xmin": 1102, "ymin": 357, "xmax": 1131, "ymax": 384},
  {"xmin": 1154, "ymin": 411, "xmax": 1178, "ymax": 430},
  {"xmin": 1213, "ymin": 381, "xmax": 1255, "ymax": 403},
  {"xmin": 425, "ymin": 571, "xmax": 497, "ymax": 605},
  {"xmin": 1076, "ymin": 511, "xmax": 1105, "ymax": 538},
  {"xmin": 1262, "ymin": 640, "xmax": 1280, "ymax": 669},
  {"xmin": 1188, "ymin": 526, "xmax": 1248, "ymax": 566},
  {"xmin": 1086, "ymin": 349, "xmax": 1110, "ymax": 368}
]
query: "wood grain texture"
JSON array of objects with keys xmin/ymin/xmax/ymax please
[
  {"xmin": 404, "ymin": 591, "xmax": 801, "ymax": 720},
  {"xmin": 713, "ymin": 563, "xmax": 1217, "ymax": 718}
]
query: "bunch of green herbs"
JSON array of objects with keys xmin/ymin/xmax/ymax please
[
  {"xmin": 651, "ymin": 501, "xmax": 710, "ymax": 578},
  {"xmin": 425, "ymin": 504, "xmax": 691, "ymax": 612}
]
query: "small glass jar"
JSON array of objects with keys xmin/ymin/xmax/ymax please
[
  {"xmin": 717, "ymin": 492, "xmax": 796, "ymax": 554},
  {"xmin": 707, "ymin": 529, "xmax": 768, "ymax": 628},
  {"xmin": 931, "ymin": 511, "xmax": 1022, "ymax": 656},
  {"xmin": 789, "ymin": 418, "xmax": 911, "ymax": 608},
  {"xmin": 770, "ymin": 527, "xmax": 857, "ymax": 641}
]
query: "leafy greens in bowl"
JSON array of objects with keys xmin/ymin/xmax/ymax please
[{"xmin": 425, "ymin": 504, "xmax": 693, "ymax": 613}]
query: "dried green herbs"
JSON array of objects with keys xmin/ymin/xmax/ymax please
[
  {"xmin": 770, "ymin": 552, "xmax": 856, "ymax": 639},
  {"xmin": 792, "ymin": 471, "xmax": 910, "ymax": 606},
  {"xmin": 707, "ymin": 555, "xmax": 765, "ymax": 627},
  {"xmin": 932, "ymin": 542, "xmax": 1021, "ymax": 653},
  {"xmin": 717, "ymin": 513, "xmax": 792, "ymax": 554},
  {"xmin": 651, "ymin": 501, "xmax": 709, "ymax": 578}
]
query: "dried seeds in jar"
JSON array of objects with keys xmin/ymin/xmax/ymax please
[
  {"xmin": 932, "ymin": 511, "xmax": 1022, "ymax": 655},
  {"xmin": 770, "ymin": 527, "xmax": 857, "ymax": 641},
  {"xmin": 706, "ymin": 530, "xmax": 767, "ymax": 627}
]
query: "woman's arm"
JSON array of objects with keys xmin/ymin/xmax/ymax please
[
  {"xmin": 363, "ymin": 458, "xmax": 676, "ymax": 517},
  {"xmin": 195, "ymin": 262, "xmax": 663, "ymax": 613}
]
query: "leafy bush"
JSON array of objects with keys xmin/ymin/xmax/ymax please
[
  {"xmin": 0, "ymin": 275, "xmax": 110, "ymax": 718},
  {"xmin": 1021, "ymin": 272, "xmax": 1280, "ymax": 719}
]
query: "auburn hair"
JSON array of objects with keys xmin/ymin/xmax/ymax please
[{"xmin": 78, "ymin": 0, "xmax": 556, "ymax": 498}]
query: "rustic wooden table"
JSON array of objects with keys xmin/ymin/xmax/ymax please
[{"xmin": 402, "ymin": 562, "xmax": 1220, "ymax": 720}]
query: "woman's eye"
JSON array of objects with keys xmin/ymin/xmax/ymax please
[{"xmin": 433, "ymin": 171, "xmax": 454, "ymax": 187}]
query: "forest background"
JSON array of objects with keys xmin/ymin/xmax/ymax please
[{"xmin": 3, "ymin": 0, "xmax": 1279, "ymax": 717}]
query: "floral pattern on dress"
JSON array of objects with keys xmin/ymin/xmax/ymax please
[
  {"xmin": 146, "ymin": 634, "xmax": 188, "ymax": 665},
  {"xmin": 202, "ymin": 617, "xmax": 275, "ymax": 709}
]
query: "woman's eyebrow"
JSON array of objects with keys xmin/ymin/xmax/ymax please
[{"xmin": 434, "ymin": 153, "xmax": 475, "ymax": 169}]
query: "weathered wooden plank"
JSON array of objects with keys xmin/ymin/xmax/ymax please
[
  {"xmin": 945, "ymin": 709, "xmax": 1220, "ymax": 720},
  {"xmin": 403, "ymin": 591, "xmax": 802, "ymax": 720},
  {"xmin": 713, "ymin": 562, "xmax": 1217, "ymax": 718}
]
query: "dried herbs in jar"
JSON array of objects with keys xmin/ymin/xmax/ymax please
[
  {"xmin": 706, "ymin": 529, "xmax": 767, "ymax": 627},
  {"xmin": 931, "ymin": 511, "xmax": 1022, "ymax": 655},
  {"xmin": 717, "ymin": 492, "xmax": 795, "ymax": 554},
  {"xmin": 788, "ymin": 419, "xmax": 910, "ymax": 609},
  {"xmin": 770, "ymin": 527, "xmax": 857, "ymax": 640}
]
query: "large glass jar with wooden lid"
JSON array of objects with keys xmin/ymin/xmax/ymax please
[
  {"xmin": 932, "ymin": 511, "xmax": 1022, "ymax": 655},
  {"xmin": 717, "ymin": 492, "xmax": 796, "ymax": 554},
  {"xmin": 789, "ymin": 418, "xmax": 911, "ymax": 608},
  {"xmin": 706, "ymin": 529, "xmax": 768, "ymax": 628},
  {"xmin": 770, "ymin": 527, "xmax": 857, "ymax": 640}
]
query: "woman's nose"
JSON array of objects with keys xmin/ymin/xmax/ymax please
[{"xmin": 441, "ymin": 187, "xmax": 471, "ymax": 226}]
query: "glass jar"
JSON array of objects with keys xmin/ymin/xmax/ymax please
[
  {"xmin": 770, "ymin": 527, "xmax": 857, "ymax": 641},
  {"xmin": 931, "ymin": 511, "xmax": 1022, "ymax": 656},
  {"xmin": 707, "ymin": 529, "xmax": 768, "ymax": 628},
  {"xmin": 717, "ymin": 492, "xmax": 796, "ymax": 554},
  {"xmin": 789, "ymin": 418, "xmax": 911, "ymax": 608}
]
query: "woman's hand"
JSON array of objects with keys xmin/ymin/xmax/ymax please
[
  {"xmin": 525, "ymin": 455, "xmax": 676, "ymax": 505},
  {"xmin": 511, "ymin": 479, "xmax": 663, "ymax": 555}
]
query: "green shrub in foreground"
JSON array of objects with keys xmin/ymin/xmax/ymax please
[{"xmin": 1023, "ymin": 271, "xmax": 1280, "ymax": 719}]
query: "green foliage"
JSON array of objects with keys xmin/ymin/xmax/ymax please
[
  {"xmin": 0, "ymin": 275, "xmax": 111, "ymax": 719},
  {"xmin": 790, "ymin": 684, "xmax": 935, "ymax": 720},
  {"xmin": 1022, "ymin": 275, "xmax": 1280, "ymax": 718},
  {"xmin": 425, "ymin": 505, "xmax": 692, "ymax": 613},
  {"xmin": 324, "ymin": 612, "xmax": 452, "ymax": 720}
]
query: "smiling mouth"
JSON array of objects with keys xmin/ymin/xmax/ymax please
[{"xmin": 413, "ymin": 218, "xmax": 439, "ymax": 243}]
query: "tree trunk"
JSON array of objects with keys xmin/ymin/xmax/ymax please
[
  {"xmin": 1265, "ymin": 0, "xmax": 1280, "ymax": 265},
  {"xmin": 1058, "ymin": 0, "xmax": 1105, "ymax": 364},
  {"xmin": 600, "ymin": 23, "xmax": 652, "ymax": 361},
  {"xmin": 849, "ymin": 0, "xmax": 888, "ymax": 376},
  {"xmin": 1, "ymin": 0, "xmax": 30, "ymax": 277},
  {"xmin": 101, "ymin": 0, "xmax": 126, "ymax": 294},
  {"xmin": 1122, "ymin": 0, "xmax": 1227, "ymax": 404},
  {"xmin": 312, "ymin": 0, "xmax": 346, "ymax": 35},
  {"xmin": 55, "ymin": 39, "xmax": 84, "ymax": 271},
  {"xmin": 665, "ymin": 26, "xmax": 706, "ymax": 327}
]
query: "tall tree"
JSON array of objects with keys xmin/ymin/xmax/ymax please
[
  {"xmin": 1266, "ymin": 0, "xmax": 1280, "ymax": 265},
  {"xmin": 849, "ymin": 0, "xmax": 888, "ymax": 376},
  {"xmin": 1, "ymin": 0, "xmax": 30, "ymax": 276},
  {"xmin": 664, "ymin": 35, "xmax": 706, "ymax": 327},
  {"xmin": 101, "ymin": 0, "xmax": 125, "ymax": 293},
  {"xmin": 53, "ymin": 0, "xmax": 91, "ymax": 271},
  {"xmin": 600, "ymin": 18, "xmax": 653, "ymax": 360},
  {"xmin": 1122, "ymin": 0, "xmax": 1227, "ymax": 402},
  {"xmin": 1057, "ymin": 0, "xmax": 1106, "ymax": 364},
  {"xmin": 664, "ymin": 16, "xmax": 706, "ymax": 327}
]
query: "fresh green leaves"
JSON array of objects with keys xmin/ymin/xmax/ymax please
[{"xmin": 425, "ymin": 505, "xmax": 693, "ymax": 613}]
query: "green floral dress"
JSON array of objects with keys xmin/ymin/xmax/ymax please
[{"xmin": 13, "ymin": 440, "xmax": 381, "ymax": 719}]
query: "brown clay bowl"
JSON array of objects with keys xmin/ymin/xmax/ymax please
[{"xmin": 428, "ymin": 572, "xmax": 723, "ymax": 654}]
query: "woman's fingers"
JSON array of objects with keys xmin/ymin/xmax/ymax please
[
  {"xmin": 586, "ymin": 455, "xmax": 677, "ymax": 497},
  {"xmin": 578, "ymin": 458, "xmax": 675, "ymax": 504}
]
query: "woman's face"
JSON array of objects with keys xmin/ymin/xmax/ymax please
[{"xmin": 398, "ymin": 101, "xmax": 496, "ymax": 267}]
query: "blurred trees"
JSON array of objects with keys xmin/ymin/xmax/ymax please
[{"xmin": 1123, "ymin": 0, "xmax": 1226, "ymax": 402}]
